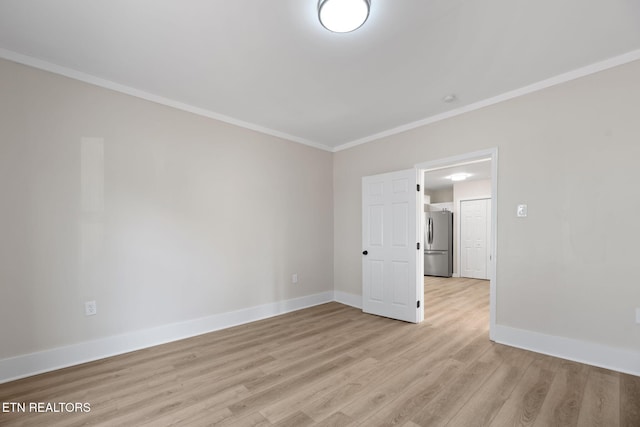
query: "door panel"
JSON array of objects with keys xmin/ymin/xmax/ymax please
[
  {"xmin": 369, "ymin": 260, "xmax": 384, "ymax": 301},
  {"xmin": 392, "ymin": 202, "xmax": 409, "ymax": 247},
  {"xmin": 392, "ymin": 261, "xmax": 409, "ymax": 305},
  {"xmin": 460, "ymin": 199, "xmax": 490, "ymax": 279},
  {"xmin": 362, "ymin": 169, "xmax": 422, "ymax": 323},
  {"xmin": 369, "ymin": 205, "xmax": 384, "ymax": 247}
]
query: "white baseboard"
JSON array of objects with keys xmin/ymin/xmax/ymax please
[
  {"xmin": 5, "ymin": 294, "xmax": 638, "ymax": 384},
  {"xmin": 333, "ymin": 291, "xmax": 362, "ymax": 309},
  {"xmin": 0, "ymin": 291, "xmax": 334, "ymax": 384},
  {"xmin": 493, "ymin": 324, "xmax": 640, "ymax": 376}
]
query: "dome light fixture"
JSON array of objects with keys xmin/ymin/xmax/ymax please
[
  {"xmin": 447, "ymin": 173, "xmax": 472, "ymax": 182},
  {"xmin": 318, "ymin": 0, "xmax": 371, "ymax": 33}
]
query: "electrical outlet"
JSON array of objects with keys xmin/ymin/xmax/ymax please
[
  {"xmin": 292, "ymin": 273, "xmax": 298, "ymax": 284},
  {"xmin": 85, "ymin": 300, "xmax": 97, "ymax": 316}
]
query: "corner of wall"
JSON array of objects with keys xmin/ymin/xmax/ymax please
[{"xmin": 333, "ymin": 291, "xmax": 362, "ymax": 309}]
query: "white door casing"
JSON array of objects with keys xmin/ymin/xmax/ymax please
[
  {"xmin": 461, "ymin": 198, "xmax": 491, "ymax": 280},
  {"xmin": 362, "ymin": 169, "xmax": 423, "ymax": 323},
  {"xmin": 415, "ymin": 147, "xmax": 497, "ymax": 341}
]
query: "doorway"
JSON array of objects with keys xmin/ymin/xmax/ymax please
[{"xmin": 416, "ymin": 148, "xmax": 497, "ymax": 340}]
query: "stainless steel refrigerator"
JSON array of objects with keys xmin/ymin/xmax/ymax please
[{"xmin": 424, "ymin": 210, "xmax": 453, "ymax": 277}]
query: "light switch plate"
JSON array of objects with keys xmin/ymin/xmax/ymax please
[{"xmin": 516, "ymin": 204, "xmax": 528, "ymax": 217}]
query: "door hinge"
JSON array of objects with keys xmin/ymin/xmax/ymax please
[
  {"xmin": 417, "ymin": 184, "xmax": 420, "ymax": 192},
  {"xmin": 417, "ymin": 300, "xmax": 420, "ymax": 308},
  {"xmin": 417, "ymin": 242, "xmax": 420, "ymax": 250}
]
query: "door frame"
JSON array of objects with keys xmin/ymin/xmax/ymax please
[{"xmin": 415, "ymin": 148, "xmax": 498, "ymax": 341}]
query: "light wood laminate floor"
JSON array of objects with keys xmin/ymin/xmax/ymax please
[{"xmin": 1, "ymin": 277, "xmax": 638, "ymax": 426}]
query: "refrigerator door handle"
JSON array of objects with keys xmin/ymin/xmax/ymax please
[
  {"xmin": 426, "ymin": 217, "xmax": 430, "ymax": 245},
  {"xmin": 428, "ymin": 217, "xmax": 433, "ymax": 245}
]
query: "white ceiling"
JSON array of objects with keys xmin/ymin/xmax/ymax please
[{"xmin": 1, "ymin": 0, "xmax": 639, "ymax": 151}]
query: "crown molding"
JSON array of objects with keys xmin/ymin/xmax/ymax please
[
  {"xmin": 0, "ymin": 48, "xmax": 333, "ymax": 153},
  {"xmin": 333, "ymin": 48, "xmax": 640, "ymax": 152},
  {"xmin": 2, "ymin": 47, "xmax": 640, "ymax": 154}
]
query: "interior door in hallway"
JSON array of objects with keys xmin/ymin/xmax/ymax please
[
  {"xmin": 362, "ymin": 169, "xmax": 422, "ymax": 323},
  {"xmin": 460, "ymin": 198, "xmax": 491, "ymax": 280}
]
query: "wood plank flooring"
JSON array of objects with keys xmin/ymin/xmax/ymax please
[{"xmin": 1, "ymin": 277, "xmax": 638, "ymax": 426}]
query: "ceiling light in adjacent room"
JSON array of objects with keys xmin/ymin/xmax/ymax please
[
  {"xmin": 448, "ymin": 173, "xmax": 471, "ymax": 182},
  {"xmin": 318, "ymin": 0, "xmax": 371, "ymax": 33}
]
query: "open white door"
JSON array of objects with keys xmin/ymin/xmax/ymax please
[{"xmin": 362, "ymin": 169, "xmax": 423, "ymax": 323}]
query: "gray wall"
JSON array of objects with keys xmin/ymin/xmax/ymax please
[
  {"xmin": 334, "ymin": 59, "xmax": 640, "ymax": 353},
  {"xmin": 426, "ymin": 187, "xmax": 454, "ymax": 204},
  {"xmin": 0, "ymin": 59, "xmax": 334, "ymax": 359},
  {"xmin": 2, "ymin": 54, "xmax": 639, "ymax": 368}
]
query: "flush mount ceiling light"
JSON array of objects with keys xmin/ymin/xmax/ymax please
[
  {"xmin": 318, "ymin": 0, "xmax": 371, "ymax": 33},
  {"xmin": 447, "ymin": 173, "xmax": 472, "ymax": 182}
]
